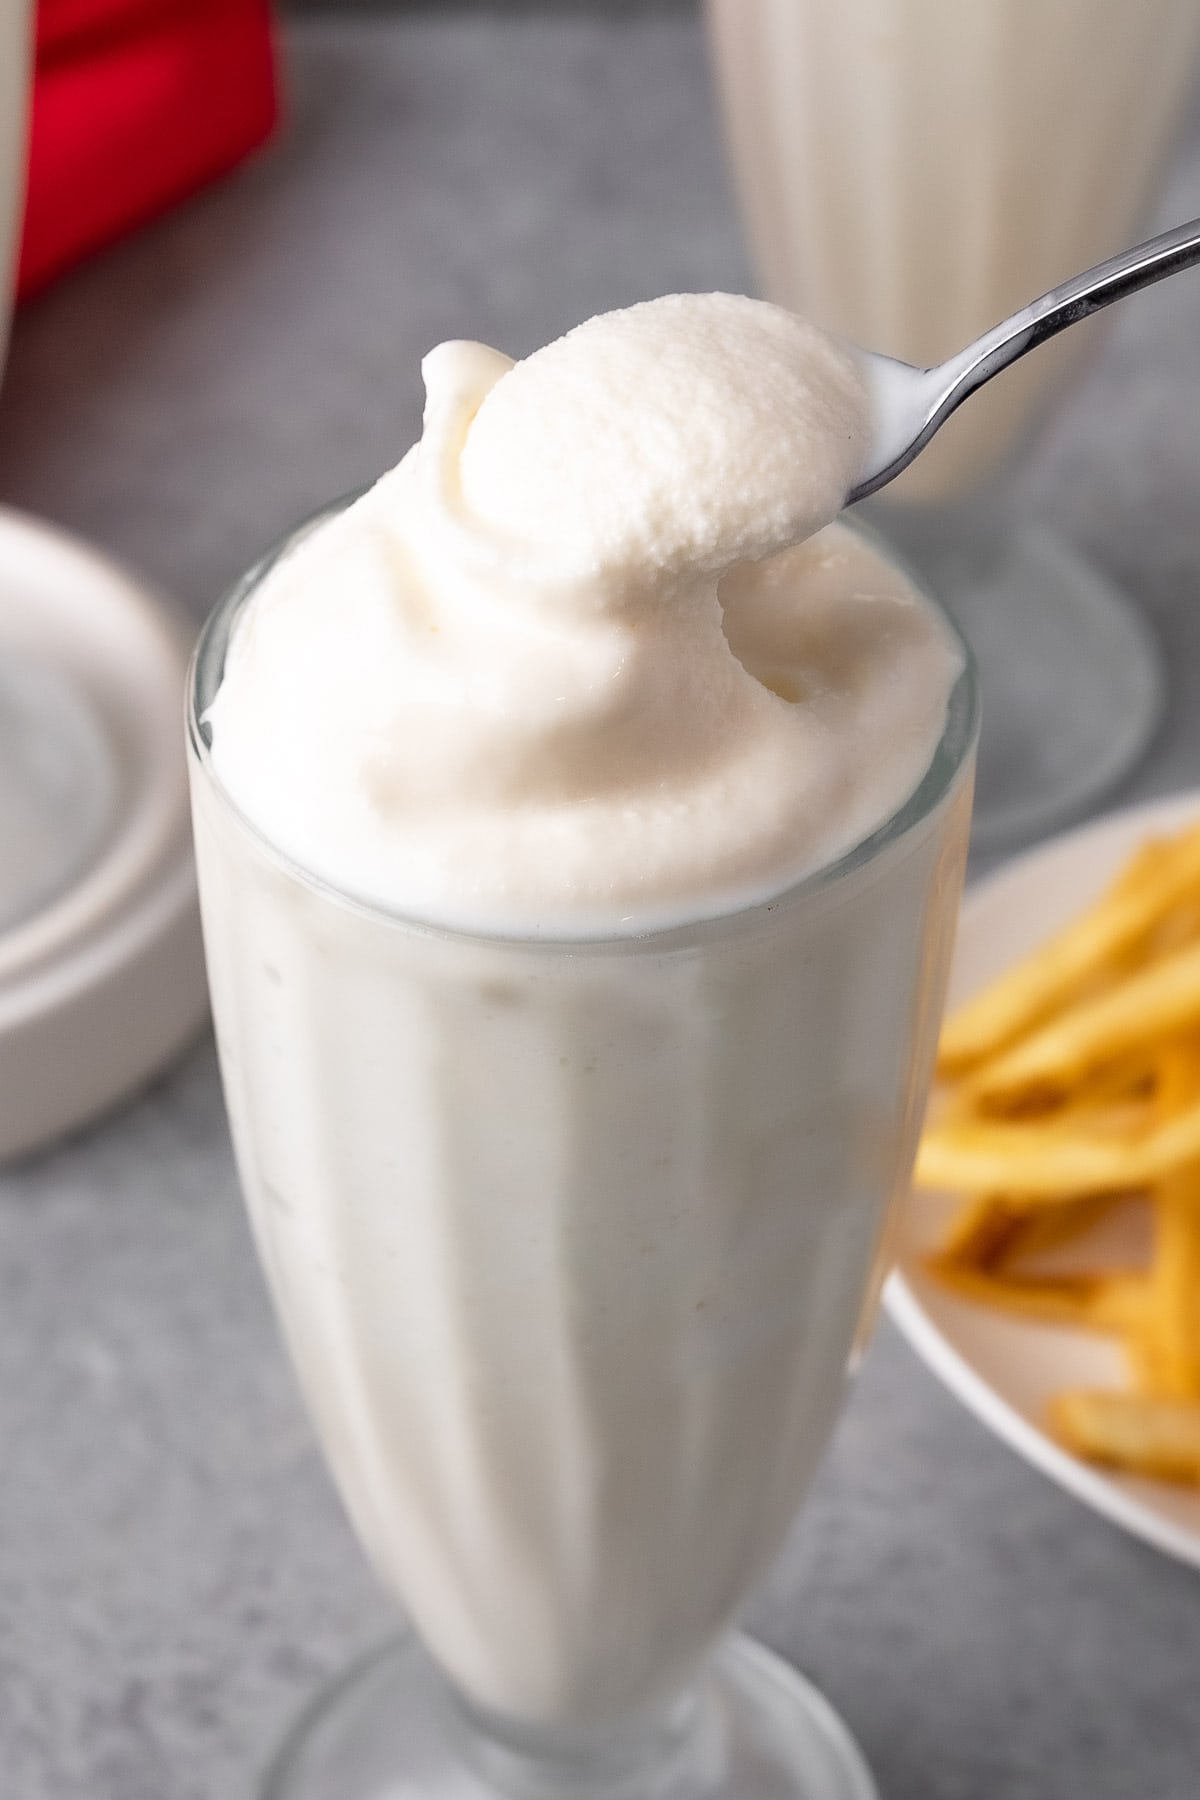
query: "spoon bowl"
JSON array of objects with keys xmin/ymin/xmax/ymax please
[{"xmin": 848, "ymin": 216, "xmax": 1200, "ymax": 505}]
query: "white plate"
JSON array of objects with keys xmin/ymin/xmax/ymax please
[
  {"xmin": 886, "ymin": 790, "xmax": 1200, "ymax": 1568},
  {"xmin": 0, "ymin": 508, "xmax": 208, "ymax": 1160}
]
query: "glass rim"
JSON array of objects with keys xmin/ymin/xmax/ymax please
[{"xmin": 187, "ymin": 495, "xmax": 980, "ymax": 952}]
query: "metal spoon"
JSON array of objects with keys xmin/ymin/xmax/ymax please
[{"xmin": 848, "ymin": 215, "xmax": 1200, "ymax": 505}]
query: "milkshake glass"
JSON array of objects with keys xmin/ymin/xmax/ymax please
[
  {"xmin": 189, "ymin": 505, "xmax": 978, "ymax": 1800},
  {"xmin": 706, "ymin": 0, "xmax": 1200, "ymax": 851}
]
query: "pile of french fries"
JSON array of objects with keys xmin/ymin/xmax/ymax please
[{"xmin": 917, "ymin": 821, "xmax": 1200, "ymax": 1486}]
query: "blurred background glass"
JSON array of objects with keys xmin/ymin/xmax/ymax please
[{"xmin": 707, "ymin": 0, "xmax": 1200, "ymax": 851}]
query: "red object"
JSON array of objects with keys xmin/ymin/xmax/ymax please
[{"xmin": 18, "ymin": 0, "xmax": 279, "ymax": 298}]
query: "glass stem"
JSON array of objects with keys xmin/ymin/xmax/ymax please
[{"xmin": 445, "ymin": 1672, "xmax": 713, "ymax": 1800}]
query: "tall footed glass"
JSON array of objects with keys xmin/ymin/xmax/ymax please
[
  {"xmin": 707, "ymin": 0, "xmax": 1200, "ymax": 852},
  {"xmin": 188, "ymin": 511, "xmax": 978, "ymax": 1800}
]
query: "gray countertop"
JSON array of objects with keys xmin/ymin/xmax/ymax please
[{"xmin": 4, "ymin": 16, "xmax": 1200, "ymax": 1800}]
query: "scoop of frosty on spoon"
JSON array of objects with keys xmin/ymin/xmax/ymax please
[{"xmin": 848, "ymin": 216, "xmax": 1200, "ymax": 504}]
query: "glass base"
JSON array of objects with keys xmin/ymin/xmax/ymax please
[
  {"xmin": 261, "ymin": 1631, "xmax": 878, "ymax": 1800},
  {"xmin": 870, "ymin": 511, "xmax": 1163, "ymax": 856}
]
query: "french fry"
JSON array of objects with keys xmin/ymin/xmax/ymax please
[
  {"xmin": 964, "ymin": 937, "xmax": 1200, "ymax": 1108},
  {"xmin": 1051, "ymin": 1391, "xmax": 1200, "ymax": 1483},
  {"xmin": 938, "ymin": 824, "xmax": 1200, "ymax": 1075},
  {"xmin": 934, "ymin": 1191, "xmax": 1124, "ymax": 1273},
  {"xmin": 998, "ymin": 1191, "xmax": 1127, "ymax": 1266},
  {"xmin": 956, "ymin": 1052, "xmax": 1155, "ymax": 1125},
  {"xmin": 1137, "ymin": 1049, "xmax": 1200, "ymax": 1399},
  {"xmin": 929, "ymin": 1261, "xmax": 1146, "ymax": 1334},
  {"xmin": 1145, "ymin": 897, "xmax": 1200, "ymax": 958},
  {"xmin": 922, "ymin": 821, "xmax": 1200, "ymax": 1490},
  {"xmin": 917, "ymin": 1097, "xmax": 1200, "ymax": 1198},
  {"xmin": 1042, "ymin": 1056, "xmax": 1156, "ymax": 1118},
  {"xmin": 935, "ymin": 1194, "xmax": 1022, "ymax": 1267},
  {"xmin": 1146, "ymin": 1175, "xmax": 1200, "ymax": 1398}
]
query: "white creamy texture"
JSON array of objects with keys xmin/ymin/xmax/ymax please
[
  {"xmin": 191, "ymin": 759, "xmax": 973, "ymax": 1724},
  {"xmin": 708, "ymin": 0, "xmax": 1200, "ymax": 501},
  {"xmin": 207, "ymin": 293, "xmax": 960, "ymax": 930},
  {"xmin": 192, "ymin": 293, "xmax": 975, "ymax": 1727}
]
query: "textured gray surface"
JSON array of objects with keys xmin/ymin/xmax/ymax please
[{"xmin": 3, "ymin": 15, "xmax": 1200, "ymax": 1800}]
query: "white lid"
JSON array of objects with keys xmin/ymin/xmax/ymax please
[{"xmin": 0, "ymin": 507, "xmax": 208, "ymax": 1161}]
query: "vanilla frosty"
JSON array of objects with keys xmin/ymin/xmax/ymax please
[{"xmin": 188, "ymin": 295, "xmax": 975, "ymax": 1786}]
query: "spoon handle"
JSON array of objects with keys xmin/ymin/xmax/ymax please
[{"xmin": 945, "ymin": 214, "xmax": 1200, "ymax": 399}]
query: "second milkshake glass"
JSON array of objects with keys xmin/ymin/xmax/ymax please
[
  {"xmin": 188, "ymin": 506, "xmax": 978, "ymax": 1800},
  {"xmin": 707, "ymin": 0, "xmax": 1200, "ymax": 853}
]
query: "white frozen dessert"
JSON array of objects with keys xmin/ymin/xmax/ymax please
[
  {"xmin": 206, "ymin": 293, "xmax": 959, "ymax": 931},
  {"xmin": 708, "ymin": 0, "xmax": 1200, "ymax": 500},
  {"xmin": 191, "ymin": 294, "xmax": 973, "ymax": 1732}
]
